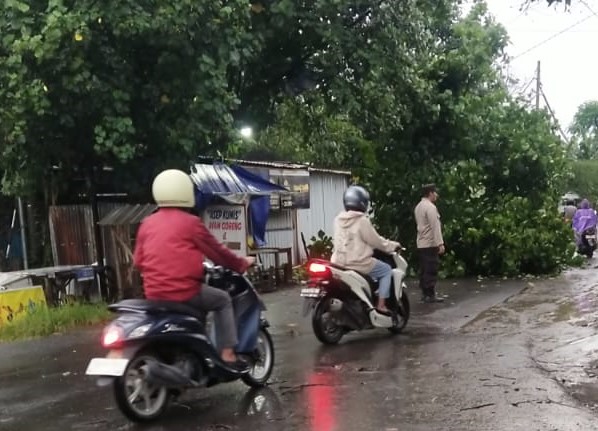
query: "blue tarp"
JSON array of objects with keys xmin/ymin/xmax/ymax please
[
  {"xmin": 190, "ymin": 163, "xmax": 288, "ymax": 246},
  {"xmin": 191, "ymin": 163, "xmax": 286, "ymax": 199}
]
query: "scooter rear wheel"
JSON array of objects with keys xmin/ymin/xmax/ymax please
[
  {"xmin": 312, "ymin": 297, "xmax": 345, "ymax": 345},
  {"xmin": 388, "ymin": 292, "xmax": 410, "ymax": 334},
  {"xmin": 113, "ymin": 353, "xmax": 171, "ymax": 422}
]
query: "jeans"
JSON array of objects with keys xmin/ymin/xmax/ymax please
[
  {"xmin": 186, "ymin": 286, "xmax": 237, "ymax": 349},
  {"xmin": 368, "ymin": 259, "xmax": 393, "ymax": 299}
]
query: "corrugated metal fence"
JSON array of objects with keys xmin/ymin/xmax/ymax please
[
  {"xmin": 261, "ymin": 210, "xmax": 295, "ymax": 269},
  {"xmin": 297, "ymin": 172, "xmax": 349, "ymax": 261},
  {"xmin": 49, "ymin": 203, "xmax": 119, "ymax": 266}
]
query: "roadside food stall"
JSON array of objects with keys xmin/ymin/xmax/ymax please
[{"xmin": 190, "ymin": 162, "xmax": 291, "ymax": 289}]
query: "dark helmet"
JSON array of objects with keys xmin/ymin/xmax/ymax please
[{"xmin": 343, "ymin": 185, "xmax": 370, "ymax": 212}]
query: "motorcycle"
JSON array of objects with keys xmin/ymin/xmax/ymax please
[
  {"xmin": 579, "ymin": 226, "xmax": 598, "ymax": 258},
  {"xmin": 85, "ymin": 262, "xmax": 275, "ymax": 423},
  {"xmin": 300, "ymin": 249, "xmax": 410, "ymax": 345}
]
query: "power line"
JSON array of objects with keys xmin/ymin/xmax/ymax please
[
  {"xmin": 506, "ymin": 1, "xmax": 545, "ymax": 26},
  {"xmin": 519, "ymin": 76, "xmax": 535, "ymax": 94},
  {"xmin": 507, "ymin": 75, "xmax": 534, "ymax": 99},
  {"xmin": 540, "ymin": 86, "xmax": 570, "ymax": 144},
  {"xmin": 512, "ymin": 13, "xmax": 596, "ymax": 60},
  {"xmin": 581, "ymin": 0, "xmax": 598, "ymax": 17}
]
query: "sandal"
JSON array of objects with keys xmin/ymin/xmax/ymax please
[{"xmin": 224, "ymin": 357, "xmax": 249, "ymax": 372}]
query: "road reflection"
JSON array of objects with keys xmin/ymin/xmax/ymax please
[{"xmin": 306, "ymin": 369, "xmax": 338, "ymax": 431}]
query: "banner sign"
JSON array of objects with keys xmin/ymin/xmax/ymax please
[
  {"xmin": 241, "ymin": 165, "xmax": 311, "ymax": 210},
  {"xmin": 0, "ymin": 286, "xmax": 47, "ymax": 326},
  {"xmin": 204, "ymin": 205, "xmax": 248, "ymax": 257},
  {"xmin": 269, "ymin": 168, "xmax": 310, "ymax": 209}
]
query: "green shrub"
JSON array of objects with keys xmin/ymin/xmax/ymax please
[
  {"xmin": 442, "ymin": 195, "xmax": 577, "ymax": 277},
  {"xmin": 307, "ymin": 230, "xmax": 334, "ymax": 260},
  {"xmin": 0, "ymin": 302, "xmax": 111, "ymax": 342}
]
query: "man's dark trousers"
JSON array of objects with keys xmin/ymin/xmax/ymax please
[{"xmin": 418, "ymin": 247, "xmax": 439, "ymax": 298}]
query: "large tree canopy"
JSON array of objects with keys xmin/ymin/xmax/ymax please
[
  {"xmin": 0, "ymin": 0, "xmax": 576, "ymax": 275},
  {"xmin": 0, "ymin": 0, "xmax": 255, "ymax": 194},
  {"xmin": 244, "ymin": 1, "xmax": 574, "ymax": 276}
]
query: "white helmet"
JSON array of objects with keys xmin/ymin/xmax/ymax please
[{"xmin": 151, "ymin": 169, "xmax": 195, "ymax": 208}]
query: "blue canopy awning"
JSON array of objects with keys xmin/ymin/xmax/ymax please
[
  {"xmin": 190, "ymin": 162, "xmax": 289, "ymax": 248},
  {"xmin": 190, "ymin": 163, "xmax": 288, "ymax": 198}
]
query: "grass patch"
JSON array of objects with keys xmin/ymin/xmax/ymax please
[{"xmin": 0, "ymin": 302, "xmax": 112, "ymax": 342}]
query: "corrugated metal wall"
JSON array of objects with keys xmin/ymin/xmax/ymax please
[
  {"xmin": 49, "ymin": 203, "xmax": 120, "ymax": 266},
  {"xmin": 49, "ymin": 205, "xmax": 95, "ymax": 265},
  {"xmin": 260, "ymin": 210, "xmax": 294, "ymax": 269},
  {"xmin": 296, "ymin": 173, "xmax": 349, "ymax": 261}
]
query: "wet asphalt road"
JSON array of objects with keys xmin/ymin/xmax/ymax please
[{"xmin": 3, "ymin": 272, "xmax": 598, "ymax": 430}]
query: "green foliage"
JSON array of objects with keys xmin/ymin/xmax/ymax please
[
  {"xmin": 240, "ymin": 0, "xmax": 575, "ymax": 277},
  {"xmin": 237, "ymin": 98, "xmax": 376, "ymax": 169},
  {"xmin": 292, "ymin": 265, "xmax": 309, "ymax": 283},
  {"xmin": 569, "ymin": 101, "xmax": 598, "ymax": 159},
  {"xmin": 441, "ymin": 196, "xmax": 576, "ymax": 277},
  {"xmin": 307, "ymin": 230, "xmax": 334, "ymax": 260},
  {"xmin": 565, "ymin": 160, "xmax": 598, "ymax": 204},
  {"xmin": 0, "ymin": 0, "xmax": 254, "ymax": 195},
  {"xmin": 323, "ymin": 2, "xmax": 574, "ymax": 277},
  {"xmin": 0, "ymin": 302, "xmax": 111, "ymax": 342},
  {"xmin": 0, "ymin": 0, "xmax": 577, "ymax": 278}
]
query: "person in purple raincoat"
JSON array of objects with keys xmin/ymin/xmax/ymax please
[{"xmin": 572, "ymin": 199, "xmax": 598, "ymax": 247}]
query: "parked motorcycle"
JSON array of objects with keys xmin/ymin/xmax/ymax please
[
  {"xmin": 85, "ymin": 263, "xmax": 274, "ymax": 423},
  {"xmin": 579, "ymin": 227, "xmax": 598, "ymax": 258},
  {"xmin": 300, "ymin": 249, "xmax": 410, "ymax": 344}
]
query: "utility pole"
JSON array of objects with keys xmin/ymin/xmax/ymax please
[
  {"xmin": 535, "ymin": 60, "xmax": 541, "ymax": 110},
  {"xmin": 17, "ymin": 197, "xmax": 28, "ymax": 269},
  {"xmin": 87, "ymin": 170, "xmax": 106, "ymax": 300}
]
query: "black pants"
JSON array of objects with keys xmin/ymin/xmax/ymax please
[{"xmin": 418, "ymin": 247, "xmax": 440, "ymax": 297}]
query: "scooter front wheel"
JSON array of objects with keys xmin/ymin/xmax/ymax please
[
  {"xmin": 113, "ymin": 353, "xmax": 171, "ymax": 422},
  {"xmin": 312, "ymin": 297, "xmax": 345, "ymax": 345}
]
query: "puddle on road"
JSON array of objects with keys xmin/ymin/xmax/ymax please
[
  {"xmin": 552, "ymin": 301, "xmax": 578, "ymax": 322},
  {"xmin": 460, "ymin": 306, "xmax": 520, "ymax": 333},
  {"xmin": 565, "ymin": 382, "xmax": 598, "ymax": 410}
]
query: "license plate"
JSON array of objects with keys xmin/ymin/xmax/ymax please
[
  {"xmin": 85, "ymin": 358, "xmax": 129, "ymax": 377},
  {"xmin": 300, "ymin": 287, "xmax": 322, "ymax": 298}
]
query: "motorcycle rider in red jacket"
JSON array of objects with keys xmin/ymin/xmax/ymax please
[{"xmin": 134, "ymin": 169, "xmax": 255, "ymax": 370}]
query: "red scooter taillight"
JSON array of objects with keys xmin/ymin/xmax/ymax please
[
  {"xmin": 307, "ymin": 262, "xmax": 332, "ymax": 279},
  {"xmin": 102, "ymin": 325, "xmax": 124, "ymax": 348}
]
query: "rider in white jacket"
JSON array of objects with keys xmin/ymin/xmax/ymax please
[{"xmin": 331, "ymin": 186, "xmax": 401, "ymax": 313}]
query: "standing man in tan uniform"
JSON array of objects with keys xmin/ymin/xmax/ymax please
[{"xmin": 414, "ymin": 184, "xmax": 445, "ymax": 303}]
